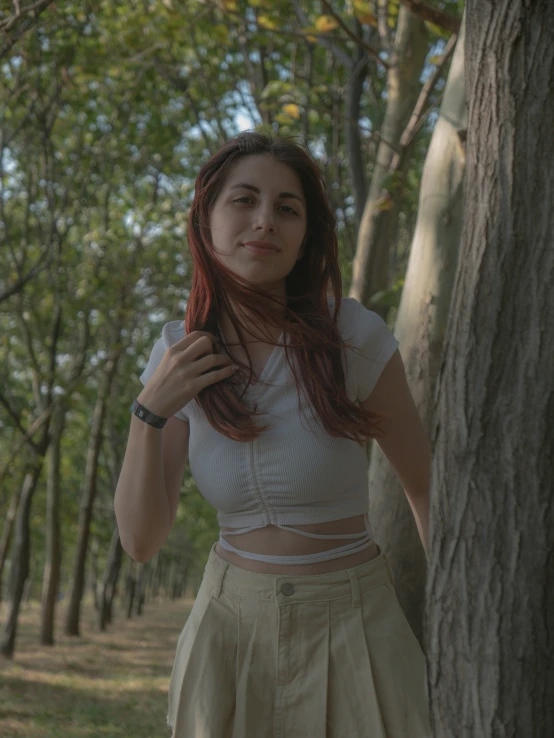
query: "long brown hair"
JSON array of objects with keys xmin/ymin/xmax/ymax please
[{"xmin": 185, "ymin": 131, "xmax": 391, "ymax": 443}]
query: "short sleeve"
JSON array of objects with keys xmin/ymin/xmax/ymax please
[
  {"xmin": 333, "ymin": 297, "xmax": 400, "ymax": 403},
  {"xmin": 138, "ymin": 320, "xmax": 190, "ymax": 422}
]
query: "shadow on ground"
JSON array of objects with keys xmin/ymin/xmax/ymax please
[{"xmin": 0, "ymin": 597, "xmax": 194, "ymax": 738}]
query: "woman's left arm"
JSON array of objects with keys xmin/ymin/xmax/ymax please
[{"xmin": 360, "ymin": 348, "xmax": 431, "ymax": 555}]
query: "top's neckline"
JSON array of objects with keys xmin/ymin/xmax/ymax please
[
  {"xmin": 256, "ymin": 330, "xmax": 285, "ymax": 383},
  {"xmin": 216, "ymin": 325, "xmax": 285, "ymax": 384}
]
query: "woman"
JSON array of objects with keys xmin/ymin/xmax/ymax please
[{"xmin": 115, "ymin": 131, "xmax": 432, "ymax": 737}]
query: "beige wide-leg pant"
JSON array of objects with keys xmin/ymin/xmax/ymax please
[{"xmin": 167, "ymin": 541, "xmax": 431, "ymax": 738}]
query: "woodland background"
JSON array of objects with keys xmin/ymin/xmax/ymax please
[{"xmin": 1, "ymin": 1, "xmax": 553, "ymax": 736}]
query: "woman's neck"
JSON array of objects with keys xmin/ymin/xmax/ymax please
[{"xmin": 219, "ymin": 296, "xmax": 286, "ymax": 346}]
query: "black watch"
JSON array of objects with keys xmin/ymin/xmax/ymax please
[{"xmin": 130, "ymin": 398, "xmax": 168, "ymax": 429}]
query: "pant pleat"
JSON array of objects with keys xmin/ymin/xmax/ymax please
[
  {"xmin": 168, "ymin": 589, "xmax": 237, "ymax": 737},
  {"xmin": 233, "ymin": 596, "xmax": 278, "ymax": 738}
]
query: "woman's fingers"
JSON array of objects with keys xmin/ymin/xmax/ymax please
[
  {"xmin": 170, "ymin": 331, "xmax": 219, "ymax": 361},
  {"xmin": 192, "ymin": 351, "xmax": 235, "ymax": 376},
  {"xmin": 195, "ymin": 361, "xmax": 239, "ymax": 391}
]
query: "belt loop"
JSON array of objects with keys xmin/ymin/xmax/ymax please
[{"xmin": 348, "ymin": 570, "xmax": 361, "ymax": 608}]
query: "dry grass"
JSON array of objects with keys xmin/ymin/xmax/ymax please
[{"xmin": 0, "ymin": 595, "xmax": 193, "ymax": 738}]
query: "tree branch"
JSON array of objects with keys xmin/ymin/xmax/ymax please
[
  {"xmin": 291, "ymin": 0, "xmax": 351, "ymax": 67},
  {"xmin": 376, "ymin": 30, "xmax": 458, "ymax": 212},
  {"xmin": 0, "ymin": 0, "xmax": 55, "ymax": 60},
  {"xmin": 398, "ymin": 0, "xmax": 461, "ymax": 34},
  {"xmin": 320, "ymin": 0, "xmax": 389, "ymax": 70},
  {"xmin": 393, "ymin": 31, "xmax": 458, "ymax": 164}
]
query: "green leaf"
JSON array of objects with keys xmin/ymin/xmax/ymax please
[
  {"xmin": 424, "ymin": 21, "xmax": 451, "ymax": 40},
  {"xmin": 258, "ymin": 15, "xmax": 280, "ymax": 30},
  {"xmin": 315, "ymin": 15, "xmax": 339, "ymax": 33},
  {"xmin": 275, "ymin": 112, "xmax": 295, "ymax": 126},
  {"xmin": 261, "ymin": 80, "xmax": 293, "ymax": 100}
]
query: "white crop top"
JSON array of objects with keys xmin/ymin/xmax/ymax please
[{"xmin": 139, "ymin": 297, "xmax": 399, "ymax": 565}]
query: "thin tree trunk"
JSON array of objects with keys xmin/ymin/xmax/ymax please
[
  {"xmin": 64, "ymin": 353, "xmax": 120, "ymax": 636},
  {"xmin": 151, "ymin": 552, "xmax": 162, "ymax": 600},
  {"xmin": 126, "ymin": 559, "xmax": 136, "ymax": 619},
  {"xmin": 99, "ymin": 524, "xmax": 123, "ymax": 631},
  {"xmin": 426, "ymin": 1, "xmax": 554, "ymax": 735},
  {"xmin": 135, "ymin": 563, "xmax": 145, "ymax": 616},
  {"xmin": 0, "ymin": 486, "xmax": 22, "ymax": 608},
  {"xmin": 40, "ymin": 404, "xmax": 66, "ymax": 645},
  {"xmin": 349, "ymin": 5, "xmax": 428, "ymax": 306},
  {"xmin": 368, "ymin": 11, "xmax": 467, "ymax": 647},
  {"xmin": 89, "ymin": 537, "xmax": 100, "ymax": 611},
  {"xmin": 345, "ymin": 35, "xmax": 369, "ymax": 228},
  {"xmin": 23, "ymin": 570, "xmax": 33, "ymax": 603},
  {"xmin": 0, "ymin": 466, "xmax": 43, "ymax": 658}
]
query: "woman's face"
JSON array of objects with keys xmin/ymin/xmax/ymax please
[{"xmin": 209, "ymin": 153, "xmax": 307, "ymax": 294}]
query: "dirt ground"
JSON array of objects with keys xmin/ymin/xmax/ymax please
[{"xmin": 0, "ymin": 596, "xmax": 193, "ymax": 738}]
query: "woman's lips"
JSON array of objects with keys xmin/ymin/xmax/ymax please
[{"xmin": 242, "ymin": 243, "xmax": 279, "ymax": 255}]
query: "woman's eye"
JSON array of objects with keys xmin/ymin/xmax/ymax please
[{"xmin": 232, "ymin": 198, "xmax": 297, "ymax": 215}]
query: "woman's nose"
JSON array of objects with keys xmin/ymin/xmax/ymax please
[{"xmin": 252, "ymin": 205, "xmax": 275, "ymax": 231}]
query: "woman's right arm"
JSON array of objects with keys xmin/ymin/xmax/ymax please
[
  {"xmin": 114, "ymin": 410, "xmax": 189, "ymax": 563},
  {"xmin": 114, "ymin": 330, "xmax": 237, "ymax": 562}
]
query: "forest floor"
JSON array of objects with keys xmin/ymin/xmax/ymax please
[{"xmin": 0, "ymin": 595, "xmax": 193, "ymax": 738}]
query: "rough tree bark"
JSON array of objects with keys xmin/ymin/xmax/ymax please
[
  {"xmin": 367, "ymin": 12, "xmax": 467, "ymax": 647},
  {"xmin": 426, "ymin": 1, "xmax": 554, "ymax": 735}
]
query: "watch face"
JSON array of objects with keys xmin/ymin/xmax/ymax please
[{"xmin": 132, "ymin": 400, "xmax": 165, "ymax": 428}]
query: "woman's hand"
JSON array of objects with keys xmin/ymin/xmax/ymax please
[{"xmin": 137, "ymin": 331, "xmax": 237, "ymax": 418}]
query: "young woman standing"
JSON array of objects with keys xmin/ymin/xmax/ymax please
[{"xmin": 115, "ymin": 132, "xmax": 432, "ymax": 737}]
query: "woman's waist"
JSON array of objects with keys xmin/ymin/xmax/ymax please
[{"xmin": 219, "ymin": 513, "xmax": 371, "ymax": 557}]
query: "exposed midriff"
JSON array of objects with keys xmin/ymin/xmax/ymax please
[{"xmin": 215, "ymin": 513, "xmax": 380, "ymax": 575}]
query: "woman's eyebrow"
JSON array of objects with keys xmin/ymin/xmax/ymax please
[{"xmin": 229, "ymin": 182, "xmax": 304, "ymax": 204}]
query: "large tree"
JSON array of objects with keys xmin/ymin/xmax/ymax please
[
  {"xmin": 368, "ymin": 9, "xmax": 467, "ymax": 647},
  {"xmin": 426, "ymin": 1, "xmax": 554, "ymax": 734}
]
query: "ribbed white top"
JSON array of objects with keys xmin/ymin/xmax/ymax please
[{"xmin": 140, "ymin": 297, "xmax": 399, "ymax": 564}]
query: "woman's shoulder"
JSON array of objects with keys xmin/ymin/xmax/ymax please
[
  {"xmin": 327, "ymin": 296, "xmax": 398, "ymax": 355},
  {"xmin": 326, "ymin": 295, "xmax": 374, "ymax": 335},
  {"xmin": 160, "ymin": 319, "xmax": 186, "ymax": 348}
]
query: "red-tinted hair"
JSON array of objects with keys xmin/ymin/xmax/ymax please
[{"xmin": 185, "ymin": 131, "xmax": 390, "ymax": 443}]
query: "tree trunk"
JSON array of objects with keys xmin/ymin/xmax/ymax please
[
  {"xmin": 89, "ymin": 537, "xmax": 100, "ymax": 611},
  {"xmin": 64, "ymin": 355, "xmax": 119, "ymax": 636},
  {"xmin": 345, "ymin": 32, "xmax": 370, "ymax": 227},
  {"xmin": 367, "ymin": 11, "xmax": 467, "ymax": 647},
  {"xmin": 151, "ymin": 552, "xmax": 162, "ymax": 600},
  {"xmin": 40, "ymin": 404, "xmax": 66, "ymax": 645},
  {"xmin": 426, "ymin": 1, "xmax": 554, "ymax": 735},
  {"xmin": 349, "ymin": 5, "xmax": 428, "ymax": 306},
  {"xmin": 0, "ymin": 486, "xmax": 22, "ymax": 608},
  {"xmin": 135, "ymin": 563, "xmax": 145, "ymax": 616},
  {"xmin": 0, "ymin": 465, "xmax": 43, "ymax": 658},
  {"xmin": 98, "ymin": 524, "xmax": 123, "ymax": 631},
  {"xmin": 126, "ymin": 559, "xmax": 136, "ymax": 619},
  {"xmin": 23, "ymin": 570, "xmax": 33, "ymax": 603}
]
